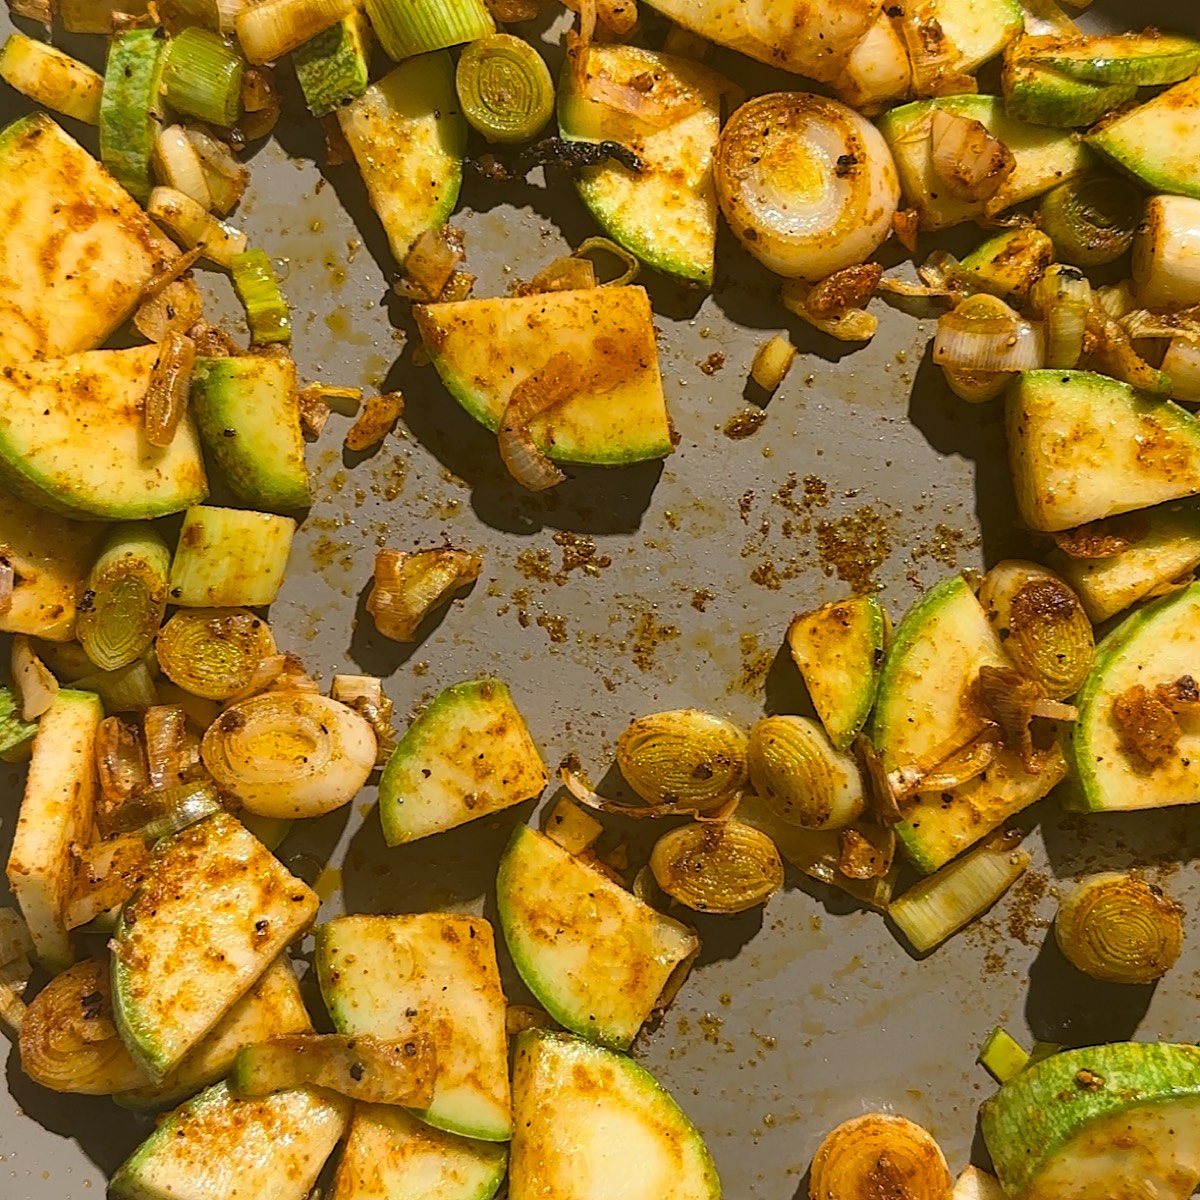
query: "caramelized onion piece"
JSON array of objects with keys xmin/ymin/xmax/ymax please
[
  {"xmin": 560, "ymin": 765, "xmax": 741, "ymax": 822},
  {"xmin": 367, "ymin": 548, "xmax": 482, "ymax": 642},
  {"xmin": 1053, "ymin": 516, "xmax": 1147, "ymax": 559},
  {"xmin": 12, "ymin": 634, "xmax": 58, "ymax": 720},
  {"xmin": 977, "ymin": 666, "xmax": 1048, "ymax": 775},
  {"xmin": 134, "ymin": 275, "xmax": 204, "ymax": 343},
  {"xmin": 95, "ymin": 716, "xmax": 151, "ymax": 835},
  {"xmin": 143, "ymin": 330, "xmax": 197, "ymax": 448},
  {"xmin": 929, "ymin": 109, "xmax": 1015, "ymax": 202},
  {"xmin": 345, "ymin": 392, "xmax": 404, "ymax": 453},
  {"xmin": 19, "ymin": 960, "xmax": 146, "ymax": 1094},
  {"xmin": 65, "ymin": 835, "xmax": 149, "ymax": 930},
  {"xmin": 1112, "ymin": 684, "xmax": 1181, "ymax": 769},
  {"xmin": 837, "ymin": 821, "xmax": 895, "ymax": 881}
]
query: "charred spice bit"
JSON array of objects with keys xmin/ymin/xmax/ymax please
[
  {"xmin": 835, "ymin": 152, "xmax": 859, "ymax": 177},
  {"xmin": 470, "ymin": 138, "xmax": 645, "ymax": 182},
  {"xmin": 80, "ymin": 991, "xmax": 104, "ymax": 1019},
  {"xmin": 723, "ymin": 409, "xmax": 767, "ymax": 440},
  {"xmin": 700, "ymin": 352, "xmax": 726, "ymax": 376},
  {"xmin": 630, "ymin": 611, "xmax": 679, "ymax": 672},
  {"xmin": 691, "ymin": 588, "xmax": 713, "ymax": 612},
  {"xmin": 1075, "ymin": 1069, "xmax": 1105, "ymax": 1092}
]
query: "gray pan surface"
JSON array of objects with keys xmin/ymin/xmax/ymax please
[{"xmin": 2, "ymin": 1, "xmax": 1199, "ymax": 1196}]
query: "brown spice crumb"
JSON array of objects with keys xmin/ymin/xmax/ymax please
[
  {"xmin": 1112, "ymin": 685, "xmax": 1181, "ymax": 768},
  {"xmin": 699, "ymin": 352, "xmax": 726, "ymax": 375},
  {"xmin": 691, "ymin": 589, "xmax": 713, "ymax": 612},
  {"xmin": 536, "ymin": 613, "xmax": 569, "ymax": 643},
  {"xmin": 723, "ymin": 408, "xmax": 767, "ymax": 439},
  {"xmin": 815, "ymin": 505, "xmax": 892, "ymax": 594},
  {"xmin": 630, "ymin": 611, "xmax": 679, "ymax": 672}
]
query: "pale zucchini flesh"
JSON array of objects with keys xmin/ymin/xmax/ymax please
[
  {"xmin": 0, "ymin": 113, "xmax": 179, "ymax": 364},
  {"xmin": 191, "ymin": 356, "xmax": 311, "ymax": 513},
  {"xmin": 928, "ymin": 0, "xmax": 1023, "ymax": 73},
  {"xmin": 1069, "ymin": 582, "xmax": 1200, "ymax": 813},
  {"xmin": 331, "ymin": 1103, "xmax": 508, "ymax": 1200},
  {"xmin": 115, "ymin": 956, "xmax": 313, "ymax": 1110},
  {"xmin": 112, "ymin": 812, "xmax": 320, "ymax": 1081},
  {"xmin": 316, "ymin": 913, "xmax": 512, "ymax": 1142},
  {"xmin": 981, "ymin": 1042, "xmax": 1200, "ymax": 1200},
  {"xmin": 378, "ymin": 678, "xmax": 547, "ymax": 846},
  {"xmin": 0, "ymin": 488, "xmax": 107, "ymax": 641},
  {"xmin": 558, "ymin": 45, "xmax": 726, "ymax": 287},
  {"xmin": 109, "ymin": 1080, "xmax": 351, "ymax": 1200},
  {"xmin": 787, "ymin": 595, "xmax": 886, "ymax": 752},
  {"xmin": 510, "ymin": 1029, "xmax": 720, "ymax": 1200},
  {"xmin": 497, "ymin": 824, "xmax": 698, "ymax": 1050},
  {"xmin": 414, "ymin": 285, "xmax": 672, "ymax": 466},
  {"xmin": 1007, "ymin": 370, "xmax": 1200, "ymax": 533},
  {"xmin": 1089, "ymin": 74, "xmax": 1200, "ymax": 199},
  {"xmin": 1046, "ymin": 502, "xmax": 1200, "ymax": 623},
  {"xmin": 877, "ymin": 94, "xmax": 1091, "ymax": 229},
  {"xmin": 4, "ymin": 689, "xmax": 102, "ymax": 969},
  {"xmin": 168, "ymin": 506, "xmax": 296, "ymax": 607},
  {"xmin": 0, "ymin": 345, "xmax": 208, "ymax": 520},
  {"xmin": 337, "ymin": 52, "xmax": 466, "ymax": 264},
  {"xmin": 0, "ymin": 34, "xmax": 104, "ymax": 124}
]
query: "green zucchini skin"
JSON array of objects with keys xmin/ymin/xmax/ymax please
[{"xmin": 99, "ymin": 29, "xmax": 165, "ymax": 203}]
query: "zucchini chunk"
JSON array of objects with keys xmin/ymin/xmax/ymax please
[
  {"xmin": 331, "ymin": 1104, "xmax": 507, "ymax": 1200},
  {"xmin": 0, "ymin": 114, "xmax": 179, "ymax": 365},
  {"xmin": 414, "ymin": 285, "xmax": 671, "ymax": 467},
  {"xmin": 378, "ymin": 678, "xmax": 547, "ymax": 846},
  {"xmin": 99, "ymin": 29, "xmax": 166, "ymax": 203},
  {"xmin": 787, "ymin": 595, "xmax": 887, "ymax": 751},
  {"xmin": 338, "ymin": 52, "xmax": 466, "ymax": 264},
  {"xmin": 1007, "ymin": 370, "xmax": 1200, "ymax": 533},
  {"xmin": 112, "ymin": 812, "xmax": 320, "ymax": 1081},
  {"xmin": 1089, "ymin": 74, "xmax": 1200, "ymax": 199},
  {"xmin": 0, "ymin": 688, "xmax": 37, "ymax": 763},
  {"xmin": 1027, "ymin": 30, "xmax": 1200, "ymax": 87},
  {"xmin": 509, "ymin": 1029, "xmax": 720, "ymax": 1200},
  {"xmin": 1047, "ymin": 503, "xmax": 1200, "ymax": 623},
  {"xmin": 109, "ymin": 1080, "xmax": 351, "ymax": 1200},
  {"xmin": 925, "ymin": 0, "xmax": 1023, "ymax": 74},
  {"xmin": 5, "ymin": 689, "xmax": 102, "ymax": 969},
  {"xmin": 294, "ymin": 14, "xmax": 372, "ymax": 118},
  {"xmin": 558, "ymin": 45, "xmax": 728, "ymax": 287},
  {"xmin": 0, "ymin": 488, "xmax": 107, "ymax": 641},
  {"xmin": 168, "ymin": 506, "xmax": 296, "ymax": 607},
  {"xmin": 1003, "ymin": 53, "xmax": 1136, "ymax": 129},
  {"xmin": 497, "ymin": 824, "xmax": 698, "ymax": 1050},
  {"xmin": 981, "ymin": 1042, "xmax": 1200, "ymax": 1200},
  {"xmin": 317, "ymin": 913, "xmax": 512, "ymax": 1142},
  {"xmin": 877, "ymin": 95, "xmax": 1090, "ymax": 229},
  {"xmin": 191, "ymin": 356, "xmax": 311, "ymax": 513},
  {"xmin": 0, "ymin": 345, "xmax": 208, "ymax": 521},
  {"xmin": 1069, "ymin": 582, "xmax": 1200, "ymax": 813},
  {"xmin": 116, "ymin": 956, "xmax": 313, "ymax": 1110}
]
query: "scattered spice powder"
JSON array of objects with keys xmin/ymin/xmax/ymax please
[{"xmin": 815, "ymin": 505, "xmax": 892, "ymax": 593}]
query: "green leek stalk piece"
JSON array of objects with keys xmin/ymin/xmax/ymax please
[
  {"xmin": 456, "ymin": 33, "xmax": 553, "ymax": 144},
  {"xmin": 292, "ymin": 12, "xmax": 371, "ymax": 118},
  {"xmin": 364, "ymin": 0, "xmax": 494, "ymax": 63},
  {"xmin": 72, "ymin": 660, "xmax": 160, "ymax": 714},
  {"xmin": 979, "ymin": 1027, "xmax": 1030, "ymax": 1084},
  {"xmin": 100, "ymin": 29, "xmax": 167, "ymax": 203},
  {"xmin": 235, "ymin": 0, "xmax": 356, "ymax": 66},
  {"xmin": 1038, "ymin": 172, "xmax": 1143, "ymax": 268},
  {"xmin": 230, "ymin": 250, "xmax": 291, "ymax": 344},
  {"xmin": 77, "ymin": 524, "xmax": 172, "ymax": 673},
  {"xmin": 148, "ymin": 187, "xmax": 248, "ymax": 268},
  {"xmin": 0, "ymin": 687, "xmax": 38, "ymax": 763},
  {"xmin": 0, "ymin": 34, "xmax": 104, "ymax": 125},
  {"xmin": 161, "ymin": 27, "xmax": 244, "ymax": 128},
  {"xmin": 888, "ymin": 830, "xmax": 1031, "ymax": 954},
  {"xmin": 168, "ymin": 506, "xmax": 296, "ymax": 608}
]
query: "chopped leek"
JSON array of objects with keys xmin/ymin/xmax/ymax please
[
  {"xmin": 750, "ymin": 335, "xmax": 795, "ymax": 393},
  {"xmin": 1133, "ymin": 194, "xmax": 1200, "ymax": 311},
  {"xmin": 1038, "ymin": 172, "xmax": 1142, "ymax": 268},
  {"xmin": 161, "ymin": 27, "xmax": 244, "ymax": 128},
  {"xmin": 235, "ymin": 0, "xmax": 356, "ymax": 66},
  {"xmin": 185, "ymin": 126, "xmax": 249, "ymax": 214},
  {"xmin": 1029, "ymin": 264, "xmax": 1091, "ymax": 370},
  {"xmin": 888, "ymin": 831, "xmax": 1031, "ymax": 955},
  {"xmin": 156, "ymin": 608, "xmax": 277, "ymax": 701},
  {"xmin": 649, "ymin": 819, "xmax": 784, "ymax": 914},
  {"xmin": 292, "ymin": 12, "xmax": 371, "ymax": 118},
  {"xmin": 978, "ymin": 1026, "xmax": 1030, "ymax": 1084},
  {"xmin": 455, "ymin": 33, "xmax": 553, "ymax": 144},
  {"xmin": 77, "ymin": 524, "xmax": 172, "ymax": 673},
  {"xmin": 1055, "ymin": 872, "xmax": 1183, "ymax": 984},
  {"xmin": 153, "ymin": 125, "xmax": 212, "ymax": 208},
  {"xmin": 148, "ymin": 186, "xmax": 248, "ymax": 268},
  {"xmin": 230, "ymin": 249, "xmax": 291, "ymax": 344},
  {"xmin": 0, "ymin": 34, "xmax": 103, "ymax": 125},
  {"xmin": 72, "ymin": 660, "xmax": 160, "ymax": 714},
  {"xmin": 810, "ymin": 1113, "xmax": 952, "ymax": 1200},
  {"xmin": 168, "ymin": 506, "xmax": 296, "ymax": 608},
  {"xmin": 99, "ymin": 29, "xmax": 167, "ymax": 203},
  {"xmin": 363, "ymin": 0, "xmax": 494, "ymax": 62}
]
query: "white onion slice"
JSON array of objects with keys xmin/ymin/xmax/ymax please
[
  {"xmin": 201, "ymin": 691, "xmax": 377, "ymax": 819},
  {"xmin": 714, "ymin": 91, "xmax": 900, "ymax": 282},
  {"xmin": 153, "ymin": 126, "xmax": 211, "ymax": 210},
  {"xmin": 12, "ymin": 635, "xmax": 58, "ymax": 720},
  {"xmin": 1164, "ymin": 337, "xmax": 1200, "ymax": 403},
  {"xmin": 1132, "ymin": 195, "xmax": 1200, "ymax": 311}
]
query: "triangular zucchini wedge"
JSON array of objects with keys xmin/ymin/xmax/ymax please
[
  {"xmin": 1069, "ymin": 582, "xmax": 1200, "ymax": 813},
  {"xmin": 1008, "ymin": 370, "xmax": 1200, "ymax": 533},
  {"xmin": 787, "ymin": 595, "xmax": 887, "ymax": 751},
  {"xmin": 0, "ymin": 345, "xmax": 208, "ymax": 520},
  {"xmin": 413, "ymin": 285, "xmax": 671, "ymax": 466},
  {"xmin": 1089, "ymin": 74, "xmax": 1200, "ymax": 197},
  {"xmin": 497, "ymin": 824, "xmax": 698, "ymax": 1050},
  {"xmin": 316, "ymin": 913, "xmax": 512, "ymax": 1142},
  {"xmin": 559, "ymin": 45, "xmax": 727, "ymax": 287},
  {"xmin": 109, "ymin": 1081, "xmax": 350, "ymax": 1200},
  {"xmin": 510, "ymin": 1029, "xmax": 720, "ymax": 1200},
  {"xmin": 0, "ymin": 113, "xmax": 179, "ymax": 365},
  {"xmin": 981, "ymin": 1042, "xmax": 1200, "ymax": 1200},
  {"xmin": 331, "ymin": 1104, "xmax": 508, "ymax": 1200},
  {"xmin": 111, "ymin": 813, "xmax": 320, "ymax": 1081}
]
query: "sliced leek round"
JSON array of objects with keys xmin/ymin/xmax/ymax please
[
  {"xmin": 810, "ymin": 1112, "xmax": 952, "ymax": 1200},
  {"xmin": 456, "ymin": 33, "xmax": 553, "ymax": 144},
  {"xmin": 156, "ymin": 608, "xmax": 277, "ymax": 701},
  {"xmin": 714, "ymin": 91, "xmax": 900, "ymax": 281},
  {"xmin": 617, "ymin": 709, "xmax": 748, "ymax": 814},
  {"xmin": 649, "ymin": 819, "xmax": 782, "ymax": 914},
  {"xmin": 201, "ymin": 691, "xmax": 377, "ymax": 818},
  {"xmin": 747, "ymin": 715, "xmax": 864, "ymax": 830}
]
